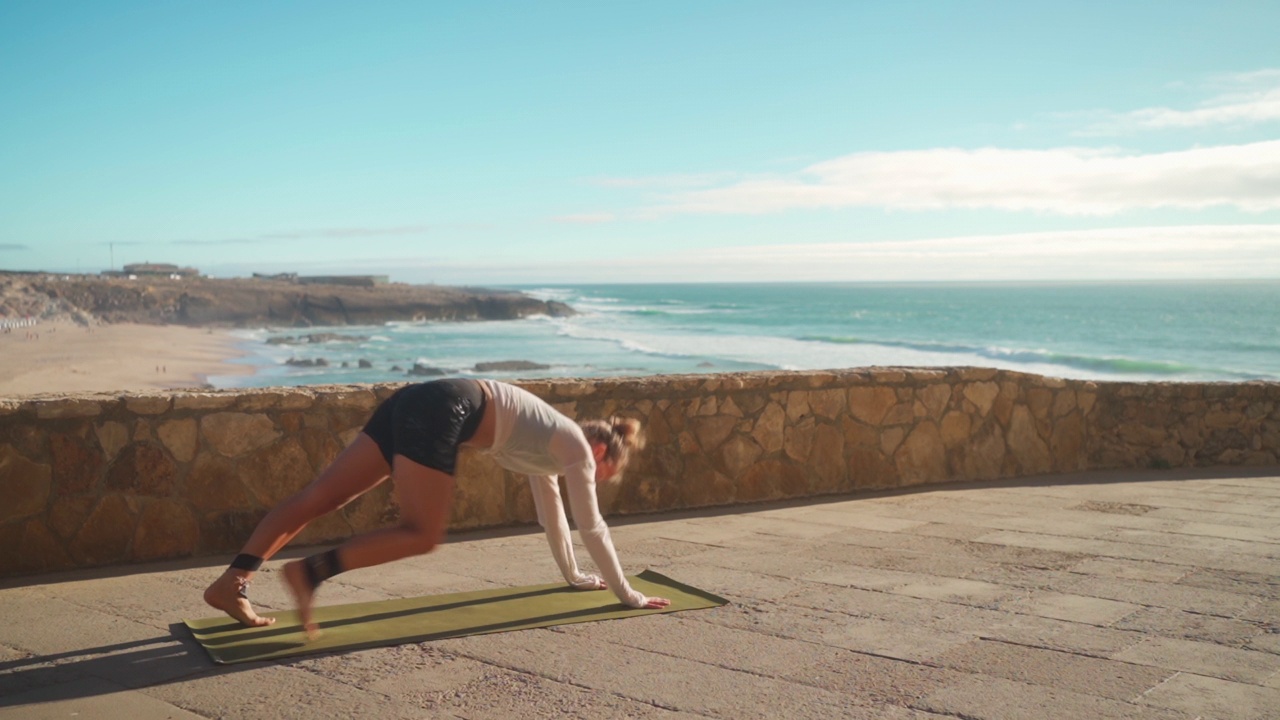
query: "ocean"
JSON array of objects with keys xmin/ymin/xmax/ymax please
[{"xmin": 209, "ymin": 281, "xmax": 1280, "ymax": 389}]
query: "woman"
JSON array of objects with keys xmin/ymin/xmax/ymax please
[{"xmin": 203, "ymin": 378, "xmax": 669, "ymax": 637}]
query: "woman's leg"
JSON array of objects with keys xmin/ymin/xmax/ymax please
[
  {"xmin": 282, "ymin": 454, "xmax": 455, "ymax": 637},
  {"xmin": 203, "ymin": 433, "xmax": 391, "ymax": 626}
]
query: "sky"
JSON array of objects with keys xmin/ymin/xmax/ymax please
[{"xmin": 2, "ymin": 1, "xmax": 1279, "ymax": 284}]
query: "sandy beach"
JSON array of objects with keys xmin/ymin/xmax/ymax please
[{"xmin": 0, "ymin": 321, "xmax": 252, "ymax": 397}]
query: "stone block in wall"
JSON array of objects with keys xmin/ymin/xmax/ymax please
[
  {"xmin": 132, "ymin": 499, "xmax": 198, "ymax": 560},
  {"xmin": 917, "ymin": 385, "xmax": 951, "ymax": 420},
  {"xmin": 1050, "ymin": 412, "xmax": 1086, "ymax": 470},
  {"xmin": 35, "ymin": 398, "xmax": 103, "ymax": 420},
  {"xmin": 1007, "ymin": 406, "xmax": 1052, "ymax": 475},
  {"xmin": 94, "ymin": 421, "xmax": 129, "ymax": 463},
  {"xmin": 809, "ymin": 389, "xmax": 845, "ymax": 419},
  {"xmin": 342, "ymin": 482, "xmax": 398, "ymax": 533},
  {"xmin": 298, "ymin": 427, "xmax": 343, "ymax": 474},
  {"xmin": 239, "ymin": 438, "xmax": 313, "ymax": 507},
  {"xmin": 751, "ymin": 402, "xmax": 785, "ymax": 454},
  {"xmin": 961, "ymin": 421, "xmax": 1006, "ymax": 480},
  {"xmin": 963, "ymin": 382, "xmax": 999, "ymax": 417},
  {"xmin": 157, "ymin": 418, "xmax": 198, "ymax": 463},
  {"xmin": 841, "ymin": 417, "xmax": 879, "ymax": 449},
  {"xmin": 810, "ymin": 423, "xmax": 847, "ymax": 493},
  {"xmin": 894, "ymin": 421, "xmax": 948, "ymax": 486},
  {"xmin": 0, "ymin": 421, "xmax": 46, "ymax": 459},
  {"xmin": 201, "ymin": 412, "xmax": 281, "ymax": 457},
  {"xmin": 785, "ymin": 392, "xmax": 809, "ymax": 423},
  {"xmin": 70, "ymin": 495, "xmax": 134, "ymax": 566},
  {"xmin": 719, "ymin": 434, "xmax": 763, "ymax": 478},
  {"xmin": 739, "ymin": 458, "xmax": 807, "ymax": 502},
  {"xmin": 940, "ymin": 411, "xmax": 972, "ymax": 450},
  {"xmin": 1053, "ymin": 390, "xmax": 1078, "ymax": 417},
  {"xmin": 849, "ymin": 446, "xmax": 896, "ymax": 489},
  {"xmin": 0, "ymin": 444, "xmax": 51, "ymax": 525},
  {"xmin": 125, "ymin": 396, "xmax": 172, "ymax": 415},
  {"xmin": 880, "ymin": 427, "xmax": 905, "ymax": 456},
  {"xmin": 293, "ymin": 512, "xmax": 353, "ymax": 546},
  {"xmin": 674, "ymin": 456, "xmax": 734, "ymax": 509},
  {"xmin": 50, "ymin": 431, "xmax": 104, "ymax": 496},
  {"xmin": 173, "ymin": 394, "xmax": 236, "ymax": 411},
  {"xmin": 848, "ymin": 386, "xmax": 897, "ymax": 425},
  {"xmin": 785, "ymin": 417, "xmax": 816, "ymax": 463},
  {"xmin": 188, "ymin": 453, "xmax": 255, "ymax": 512},
  {"xmin": 105, "ymin": 441, "xmax": 176, "ymax": 497},
  {"xmin": 18, "ymin": 519, "xmax": 74, "ymax": 573},
  {"xmin": 48, "ymin": 495, "xmax": 96, "ymax": 541},
  {"xmin": 198, "ymin": 510, "xmax": 267, "ymax": 554},
  {"xmin": 452, "ymin": 453, "xmax": 508, "ymax": 530},
  {"xmin": 1027, "ymin": 388, "xmax": 1053, "ymax": 421},
  {"xmin": 692, "ymin": 414, "xmax": 737, "ymax": 452}
]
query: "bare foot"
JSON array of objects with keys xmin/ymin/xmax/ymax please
[
  {"xmin": 282, "ymin": 560, "xmax": 320, "ymax": 640},
  {"xmin": 203, "ymin": 571, "xmax": 275, "ymax": 627}
]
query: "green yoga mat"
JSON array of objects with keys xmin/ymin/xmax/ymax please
[{"xmin": 185, "ymin": 569, "xmax": 728, "ymax": 665}]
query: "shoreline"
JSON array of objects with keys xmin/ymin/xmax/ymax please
[{"xmin": 0, "ymin": 321, "xmax": 254, "ymax": 398}]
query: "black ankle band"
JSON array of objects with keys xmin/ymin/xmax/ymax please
[
  {"xmin": 303, "ymin": 548, "xmax": 344, "ymax": 590},
  {"xmin": 230, "ymin": 553, "xmax": 263, "ymax": 572}
]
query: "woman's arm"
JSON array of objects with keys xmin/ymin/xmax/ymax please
[
  {"xmin": 528, "ymin": 475, "xmax": 604, "ymax": 590},
  {"xmin": 559, "ymin": 461, "xmax": 650, "ymax": 608}
]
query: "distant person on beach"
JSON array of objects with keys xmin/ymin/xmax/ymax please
[{"xmin": 203, "ymin": 378, "xmax": 668, "ymax": 636}]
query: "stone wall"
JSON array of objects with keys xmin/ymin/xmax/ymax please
[{"xmin": 2, "ymin": 368, "xmax": 1278, "ymax": 578}]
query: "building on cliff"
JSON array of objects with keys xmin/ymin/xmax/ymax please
[{"xmin": 101, "ymin": 262, "xmax": 200, "ymax": 279}]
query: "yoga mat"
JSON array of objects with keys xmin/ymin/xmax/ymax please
[{"xmin": 185, "ymin": 569, "xmax": 728, "ymax": 665}]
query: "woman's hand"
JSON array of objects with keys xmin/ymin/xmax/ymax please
[
  {"xmin": 640, "ymin": 596, "xmax": 670, "ymax": 609},
  {"xmin": 569, "ymin": 574, "xmax": 606, "ymax": 591}
]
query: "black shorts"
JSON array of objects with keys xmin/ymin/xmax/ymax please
[{"xmin": 360, "ymin": 379, "xmax": 486, "ymax": 475}]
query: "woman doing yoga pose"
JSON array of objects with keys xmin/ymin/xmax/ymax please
[{"xmin": 203, "ymin": 378, "xmax": 668, "ymax": 636}]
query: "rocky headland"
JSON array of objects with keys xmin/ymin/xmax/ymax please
[{"xmin": 0, "ymin": 272, "xmax": 573, "ymax": 328}]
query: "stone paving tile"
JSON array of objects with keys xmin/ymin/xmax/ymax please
[
  {"xmin": 997, "ymin": 590, "xmax": 1142, "ymax": 626},
  {"xmin": 1148, "ymin": 505, "xmax": 1280, "ymax": 530},
  {"xmin": 981, "ymin": 611, "xmax": 1149, "ymax": 658},
  {"xmin": 932, "ymin": 637, "xmax": 1175, "ymax": 701},
  {"xmin": 1136, "ymin": 672, "xmax": 1280, "ymax": 720},
  {"xmin": 1103, "ymin": 528, "xmax": 1280, "ymax": 557},
  {"xmin": 1237, "ymin": 598, "xmax": 1280, "ymax": 625},
  {"xmin": 801, "ymin": 564, "xmax": 1016, "ymax": 608},
  {"xmin": 437, "ymin": 628, "xmax": 870, "ymax": 720},
  {"xmin": 141, "ymin": 662, "xmax": 447, "ymax": 720},
  {"xmin": 1049, "ymin": 574, "xmax": 1259, "ymax": 618},
  {"xmin": 552, "ymin": 613, "xmax": 956, "ymax": 707},
  {"xmin": 974, "ymin": 529, "xmax": 1280, "ymax": 575},
  {"xmin": 0, "ymin": 676, "xmax": 206, "ymax": 720},
  {"xmin": 1247, "ymin": 631, "xmax": 1280, "ymax": 655},
  {"xmin": 902, "ymin": 522, "xmax": 993, "ymax": 541},
  {"xmin": 1114, "ymin": 636, "xmax": 1280, "ymax": 685},
  {"xmin": 0, "ymin": 593, "xmax": 163, "ymax": 657},
  {"xmin": 659, "ymin": 561, "xmax": 802, "ymax": 602},
  {"xmin": 914, "ymin": 674, "xmax": 1193, "ymax": 720},
  {"xmin": 1114, "ymin": 607, "xmax": 1270, "ymax": 647},
  {"xmin": 1175, "ymin": 567, "xmax": 1280, "ymax": 600},
  {"xmin": 796, "ymin": 508, "xmax": 931, "ymax": 533},
  {"xmin": 807, "ymin": 542, "xmax": 994, "ymax": 579},
  {"xmin": 1068, "ymin": 557, "xmax": 1191, "ymax": 583}
]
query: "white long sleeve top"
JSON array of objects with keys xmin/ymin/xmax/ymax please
[{"xmin": 479, "ymin": 380, "xmax": 646, "ymax": 608}]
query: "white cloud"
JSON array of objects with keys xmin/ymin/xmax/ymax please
[
  {"xmin": 372, "ymin": 225, "xmax": 1280, "ymax": 284},
  {"xmin": 651, "ymin": 141, "xmax": 1280, "ymax": 216},
  {"xmin": 655, "ymin": 225, "xmax": 1280, "ymax": 282},
  {"xmin": 1082, "ymin": 68, "xmax": 1280, "ymax": 135}
]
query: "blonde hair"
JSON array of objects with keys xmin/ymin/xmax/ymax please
[{"xmin": 579, "ymin": 416, "xmax": 645, "ymax": 471}]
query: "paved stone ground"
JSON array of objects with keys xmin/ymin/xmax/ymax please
[{"xmin": 2, "ymin": 467, "xmax": 1279, "ymax": 719}]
